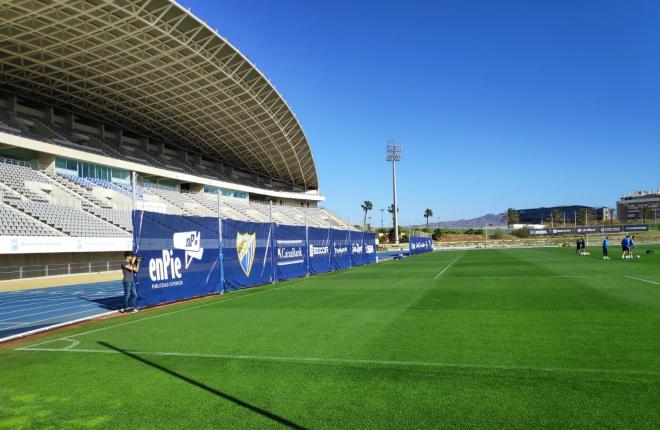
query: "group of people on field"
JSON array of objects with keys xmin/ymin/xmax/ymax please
[
  {"xmin": 578, "ymin": 235, "xmax": 637, "ymax": 260},
  {"xmin": 598, "ymin": 235, "xmax": 636, "ymax": 260},
  {"xmin": 575, "ymin": 237, "xmax": 589, "ymax": 255},
  {"xmin": 620, "ymin": 235, "xmax": 636, "ymax": 259}
]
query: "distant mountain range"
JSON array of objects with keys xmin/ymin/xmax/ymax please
[{"xmin": 414, "ymin": 213, "xmax": 506, "ymax": 228}]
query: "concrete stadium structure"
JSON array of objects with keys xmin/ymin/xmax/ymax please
[{"xmin": 0, "ymin": 0, "xmax": 350, "ymax": 278}]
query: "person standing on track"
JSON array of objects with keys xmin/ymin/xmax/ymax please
[
  {"xmin": 576, "ymin": 237, "xmax": 581, "ymax": 254},
  {"xmin": 602, "ymin": 237, "xmax": 609, "ymax": 259},
  {"xmin": 121, "ymin": 251, "xmax": 140, "ymax": 313}
]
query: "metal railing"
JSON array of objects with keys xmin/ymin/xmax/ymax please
[
  {"xmin": 0, "ymin": 260, "xmax": 122, "ymax": 281},
  {"xmin": 0, "ymin": 155, "xmax": 30, "ymax": 167}
]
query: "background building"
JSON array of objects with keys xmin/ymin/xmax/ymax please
[
  {"xmin": 517, "ymin": 205, "xmax": 611, "ymax": 225},
  {"xmin": 617, "ymin": 190, "xmax": 660, "ymax": 223}
]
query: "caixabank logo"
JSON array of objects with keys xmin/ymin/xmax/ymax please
[
  {"xmin": 276, "ymin": 239, "xmax": 304, "ymax": 266},
  {"xmin": 148, "ymin": 231, "xmax": 204, "ymax": 288}
]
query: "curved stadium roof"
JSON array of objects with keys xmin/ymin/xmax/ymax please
[{"xmin": 0, "ymin": 0, "xmax": 318, "ymax": 190}]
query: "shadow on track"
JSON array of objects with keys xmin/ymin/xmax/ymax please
[{"xmin": 98, "ymin": 341, "xmax": 307, "ymax": 429}]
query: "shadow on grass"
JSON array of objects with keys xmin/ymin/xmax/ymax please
[{"xmin": 97, "ymin": 342, "xmax": 306, "ymax": 429}]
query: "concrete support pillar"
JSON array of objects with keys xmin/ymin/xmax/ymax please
[{"xmin": 37, "ymin": 153, "xmax": 56, "ymax": 172}]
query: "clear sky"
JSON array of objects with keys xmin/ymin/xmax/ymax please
[{"xmin": 179, "ymin": 0, "xmax": 660, "ymax": 226}]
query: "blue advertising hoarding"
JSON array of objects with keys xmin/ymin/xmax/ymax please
[
  {"xmin": 331, "ymin": 229, "xmax": 351, "ymax": 270},
  {"xmin": 409, "ymin": 236, "xmax": 433, "ymax": 255},
  {"xmin": 132, "ymin": 211, "xmax": 221, "ymax": 309},
  {"xmin": 222, "ymin": 219, "xmax": 274, "ymax": 290},
  {"xmin": 350, "ymin": 231, "xmax": 366, "ymax": 266},
  {"xmin": 274, "ymin": 224, "xmax": 308, "ymax": 281},
  {"xmin": 131, "ymin": 212, "xmax": 427, "ymax": 309},
  {"xmin": 308, "ymin": 226, "xmax": 333, "ymax": 275},
  {"xmin": 363, "ymin": 232, "xmax": 377, "ymax": 264}
]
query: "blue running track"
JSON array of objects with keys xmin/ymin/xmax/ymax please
[{"xmin": 0, "ymin": 280, "xmax": 123, "ymax": 342}]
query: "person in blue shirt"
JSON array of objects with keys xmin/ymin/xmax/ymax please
[
  {"xmin": 602, "ymin": 237, "xmax": 609, "ymax": 259},
  {"xmin": 621, "ymin": 235, "xmax": 630, "ymax": 259}
]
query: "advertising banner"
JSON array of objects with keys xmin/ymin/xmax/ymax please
[
  {"xmin": 331, "ymin": 228, "xmax": 351, "ymax": 270},
  {"xmin": 624, "ymin": 224, "xmax": 648, "ymax": 232},
  {"xmin": 132, "ymin": 211, "xmax": 221, "ymax": 309},
  {"xmin": 350, "ymin": 231, "xmax": 366, "ymax": 267},
  {"xmin": 363, "ymin": 232, "xmax": 377, "ymax": 264},
  {"xmin": 222, "ymin": 219, "xmax": 274, "ymax": 290},
  {"xmin": 274, "ymin": 224, "xmax": 307, "ymax": 281},
  {"xmin": 308, "ymin": 227, "xmax": 333, "ymax": 275},
  {"xmin": 409, "ymin": 236, "xmax": 433, "ymax": 254}
]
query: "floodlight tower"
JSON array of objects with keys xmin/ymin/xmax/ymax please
[{"xmin": 386, "ymin": 139, "xmax": 402, "ymax": 244}]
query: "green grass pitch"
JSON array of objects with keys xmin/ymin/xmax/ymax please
[{"xmin": 1, "ymin": 246, "xmax": 659, "ymax": 429}]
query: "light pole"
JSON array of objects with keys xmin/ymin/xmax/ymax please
[
  {"xmin": 380, "ymin": 208, "xmax": 384, "ymax": 229},
  {"xmin": 386, "ymin": 139, "xmax": 402, "ymax": 244},
  {"xmin": 368, "ymin": 216, "xmax": 372, "ymax": 232}
]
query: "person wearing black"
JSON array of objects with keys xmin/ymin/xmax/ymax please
[
  {"xmin": 121, "ymin": 251, "xmax": 140, "ymax": 313},
  {"xmin": 576, "ymin": 238, "xmax": 581, "ymax": 254}
]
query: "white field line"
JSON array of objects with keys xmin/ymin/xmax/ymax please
[
  {"xmin": 434, "ymin": 253, "xmax": 465, "ymax": 279},
  {"xmin": 15, "ymin": 347, "xmax": 660, "ymax": 378},
  {"xmin": 0, "ymin": 311, "xmax": 117, "ymax": 343},
  {"xmin": 625, "ymin": 275, "xmax": 660, "ymax": 286},
  {"xmin": 19, "ymin": 273, "xmax": 341, "ymax": 349},
  {"xmin": 447, "ymin": 275, "xmax": 603, "ymax": 279}
]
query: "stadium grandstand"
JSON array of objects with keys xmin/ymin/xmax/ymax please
[{"xmin": 0, "ymin": 0, "xmax": 352, "ymax": 280}]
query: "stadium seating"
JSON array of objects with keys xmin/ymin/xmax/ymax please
[
  {"xmin": 0, "ymin": 200, "xmax": 63, "ymax": 236},
  {"xmin": 0, "ymin": 160, "xmax": 130, "ymax": 237},
  {"xmin": 0, "ymin": 153, "xmax": 353, "ymax": 238}
]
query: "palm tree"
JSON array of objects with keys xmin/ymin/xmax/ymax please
[
  {"xmin": 387, "ymin": 204, "xmax": 398, "ymax": 226},
  {"xmin": 502, "ymin": 208, "xmax": 519, "ymax": 228},
  {"xmin": 360, "ymin": 201, "xmax": 373, "ymax": 229},
  {"xmin": 424, "ymin": 208, "xmax": 433, "ymax": 229}
]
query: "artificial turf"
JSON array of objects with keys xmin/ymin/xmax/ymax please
[{"xmin": 1, "ymin": 246, "xmax": 659, "ymax": 429}]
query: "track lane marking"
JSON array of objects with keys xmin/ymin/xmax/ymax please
[{"xmin": 434, "ymin": 253, "xmax": 465, "ymax": 279}]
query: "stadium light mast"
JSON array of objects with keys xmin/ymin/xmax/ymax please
[{"xmin": 386, "ymin": 139, "xmax": 402, "ymax": 244}]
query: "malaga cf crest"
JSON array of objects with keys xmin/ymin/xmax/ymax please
[{"xmin": 236, "ymin": 232, "xmax": 256, "ymax": 277}]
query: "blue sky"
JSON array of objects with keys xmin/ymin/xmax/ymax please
[{"xmin": 180, "ymin": 0, "xmax": 660, "ymax": 225}]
